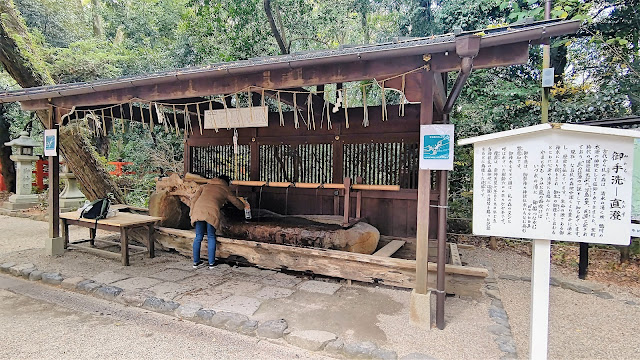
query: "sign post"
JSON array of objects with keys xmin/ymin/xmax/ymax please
[{"xmin": 459, "ymin": 123, "xmax": 637, "ymax": 359}]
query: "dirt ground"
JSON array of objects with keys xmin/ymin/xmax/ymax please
[{"xmin": 456, "ymin": 234, "xmax": 640, "ymax": 296}]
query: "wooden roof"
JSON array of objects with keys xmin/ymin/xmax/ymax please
[{"xmin": 0, "ymin": 19, "xmax": 581, "ymax": 112}]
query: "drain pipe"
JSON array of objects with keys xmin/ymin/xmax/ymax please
[{"xmin": 436, "ymin": 35, "xmax": 480, "ymax": 330}]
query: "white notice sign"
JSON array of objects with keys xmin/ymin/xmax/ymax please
[
  {"xmin": 471, "ymin": 130, "xmax": 633, "ymax": 245},
  {"xmin": 419, "ymin": 124, "xmax": 454, "ymax": 170},
  {"xmin": 204, "ymin": 106, "xmax": 268, "ymax": 130}
]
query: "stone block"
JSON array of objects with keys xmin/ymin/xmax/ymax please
[
  {"xmin": 20, "ymin": 266, "xmax": 37, "ymax": 279},
  {"xmin": 232, "ymin": 266, "xmax": 275, "ymax": 278},
  {"xmin": 343, "ymin": 341, "xmax": 378, "ymax": 359},
  {"xmin": 371, "ymin": 348, "xmax": 398, "ymax": 360},
  {"xmin": 95, "ymin": 286, "xmax": 124, "ymax": 300},
  {"xmin": 41, "ymin": 272, "xmax": 64, "ymax": 285},
  {"xmin": 61, "ymin": 277, "xmax": 85, "ymax": 290},
  {"xmin": 10, "ymin": 263, "xmax": 35, "ymax": 276},
  {"xmin": 91, "ymin": 271, "xmax": 130, "ymax": 284},
  {"xmin": 256, "ymin": 319, "xmax": 288, "ymax": 339},
  {"xmin": 560, "ymin": 279, "xmax": 604, "ymax": 294},
  {"xmin": 496, "ymin": 336, "xmax": 517, "ymax": 354},
  {"xmin": 286, "ymin": 330, "xmax": 337, "ymax": 351},
  {"xmin": 325, "ymin": 339, "xmax": 344, "ymax": 355},
  {"xmin": 0, "ymin": 262, "xmax": 16, "ymax": 273},
  {"xmin": 261, "ymin": 272, "xmax": 303, "ymax": 288},
  {"xmin": 118, "ymin": 290, "xmax": 155, "ymax": 306},
  {"xmin": 254, "ymin": 286, "xmax": 295, "ymax": 300},
  {"xmin": 489, "ymin": 306, "xmax": 508, "ymax": 321},
  {"xmin": 147, "ymin": 281, "xmax": 193, "ymax": 300},
  {"xmin": 142, "ymin": 296, "xmax": 180, "ymax": 313},
  {"xmin": 111, "ymin": 277, "xmax": 163, "ymax": 291},
  {"xmin": 45, "ymin": 237, "xmax": 65, "ymax": 256},
  {"xmin": 488, "ymin": 324, "xmax": 511, "ymax": 336},
  {"xmin": 212, "ymin": 295, "xmax": 262, "ymax": 316},
  {"xmin": 298, "ymin": 280, "xmax": 341, "ymax": 295},
  {"xmin": 151, "ymin": 269, "xmax": 196, "ymax": 282},
  {"xmin": 218, "ymin": 280, "xmax": 263, "ymax": 295},
  {"xmin": 409, "ymin": 289, "xmax": 431, "ymax": 329},
  {"xmin": 485, "ymin": 289, "xmax": 501, "ymax": 299},
  {"xmin": 210, "ymin": 312, "xmax": 248, "ymax": 331},
  {"xmin": 594, "ymin": 291, "xmax": 614, "ymax": 300},
  {"xmin": 175, "ymin": 302, "xmax": 203, "ymax": 319},
  {"xmin": 28, "ymin": 270, "xmax": 43, "ymax": 281},
  {"xmin": 239, "ymin": 320, "xmax": 258, "ymax": 336},
  {"xmin": 76, "ymin": 280, "xmax": 101, "ymax": 293},
  {"xmin": 194, "ymin": 309, "xmax": 215, "ymax": 324}
]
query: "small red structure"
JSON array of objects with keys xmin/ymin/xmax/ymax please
[
  {"xmin": 0, "ymin": 162, "xmax": 6, "ymax": 192},
  {"xmin": 32, "ymin": 159, "xmax": 48, "ymax": 191},
  {"xmin": 108, "ymin": 161, "xmax": 135, "ymax": 176}
]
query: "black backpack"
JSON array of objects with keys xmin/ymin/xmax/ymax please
[{"xmin": 80, "ymin": 197, "xmax": 111, "ymax": 240}]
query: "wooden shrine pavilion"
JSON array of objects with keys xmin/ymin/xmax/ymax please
[{"xmin": 0, "ymin": 18, "xmax": 581, "ymax": 328}]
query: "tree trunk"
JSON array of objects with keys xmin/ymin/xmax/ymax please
[
  {"xmin": 0, "ymin": 104, "xmax": 16, "ymax": 192},
  {"xmin": 0, "ymin": 0, "xmax": 124, "ymax": 203},
  {"xmin": 263, "ymin": 0, "xmax": 288, "ymax": 54},
  {"xmin": 91, "ymin": 0, "xmax": 104, "ymax": 37}
]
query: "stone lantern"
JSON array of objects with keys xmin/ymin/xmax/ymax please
[
  {"xmin": 3, "ymin": 131, "xmax": 39, "ymax": 210},
  {"xmin": 59, "ymin": 157, "xmax": 86, "ymax": 212}
]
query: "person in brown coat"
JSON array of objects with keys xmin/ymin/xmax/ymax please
[{"xmin": 189, "ymin": 175, "xmax": 246, "ymax": 268}]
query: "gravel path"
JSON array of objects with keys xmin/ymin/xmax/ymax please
[{"xmin": 463, "ymin": 246, "xmax": 640, "ymax": 359}]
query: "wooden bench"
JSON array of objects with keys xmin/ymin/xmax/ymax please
[{"xmin": 60, "ymin": 211, "xmax": 162, "ymax": 266}]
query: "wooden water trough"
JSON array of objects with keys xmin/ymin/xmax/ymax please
[{"xmin": 153, "ymin": 226, "xmax": 488, "ymax": 298}]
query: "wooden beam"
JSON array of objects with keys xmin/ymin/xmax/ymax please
[
  {"xmin": 431, "ymin": 42, "xmax": 529, "ymax": 72},
  {"xmin": 433, "ymin": 73, "xmax": 447, "ymax": 114},
  {"xmin": 373, "ymin": 240, "xmax": 405, "ymax": 257},
  {"xmin": 415, "ymin": 68, "xmax": 433, "ymax": 295},
  {"xmin": 153, "ymin": 227, "xmax": 488, "ymax": 297},
  {"xmin": 41, "ymin": 56, "xmax": 426, "ymax": 109},
  {"xmin": 48, "ymin": 107, "xmax": 60, "ymax": 239}
]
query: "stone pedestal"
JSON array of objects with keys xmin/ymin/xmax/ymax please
[
  {"xmin": 3, "ymin": 154, "xmax": 39, "ymax": 210},
  {"xmin": 59, "ymin": 172, "xmax": 86, "ymax": 212},
  {"xmin": 45, "ymin": 236, "xmax": 65, "ymax": 256},
  {"xmin": 410, "ymin": 289, "xmax": 432, "ymax": 329}
]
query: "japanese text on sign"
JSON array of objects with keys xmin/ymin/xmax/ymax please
[{"xmin": 472, "ymin": 131, "xmax": 633, "ymax": 245}]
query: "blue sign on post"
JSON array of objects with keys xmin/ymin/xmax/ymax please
[
  {"xmin": 419, "ymin": 124, "xmax": 454, "ymax": 170},
  {"xmin": 43, "ymin": 129, "xmax": 58, "ymax": 157},
  {"xmin": 423, "ymin": 134, "xmax": 451, "ymax": 160}
]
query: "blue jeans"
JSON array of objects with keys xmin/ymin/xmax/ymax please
[{"xmin": 193, "ymin": 221, "xmax": 217, "ymax": 265}]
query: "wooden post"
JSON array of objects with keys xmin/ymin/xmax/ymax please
[
  {"xmin": 250, "ymin": 133, "xmax": 259, "ymax": 181},
  {"xmin": 48, "ymin": 107, "xmax": 60, "ymax": 239},
  {"xmin": 332, "ymin": 135, "xmax": 343, "ymax": 184},
  {"xmin": 355, "ymin": 176, "xmax": 362, "ymax": 219},
  {"xmin": 121, "ymin": 227, "xmax": 129, "ymax": 266},
  {"xmin": 148, "ymin": 223, "xmax": 155, "ymax": 258},
  {"xmin": 578, "ymin": 242, "xmax": 588, "ymax": 279},
  {"xmin": 343, "ymin": 177, "xmax": 351, "ymax": 225},
  {"xmin": 415, "ymin": 68, "xmax": 433, "ymax": 295},
  {"xmin": 530, "ymin": 239, "xmax": 551, "ymax": 360}
]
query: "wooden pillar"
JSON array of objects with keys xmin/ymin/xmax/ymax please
[
  {"xmin": 48, "ymin": 107, "xmax": 60, "ymax": 239},
  {"xmin": 343, "ymin": 177, "xmax": 351, "ymax": 225},
  {"xmin": 415, "ymin": 68, "xmax": 434, "ymax": 294},
  {"xmin": 250, "ymin": 128, "xmax": 259, "ymax": 181}
]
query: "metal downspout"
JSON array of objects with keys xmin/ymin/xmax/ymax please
[{"xmin": 437, "ymin": 40, "xmax": 478, "ymax": 329}]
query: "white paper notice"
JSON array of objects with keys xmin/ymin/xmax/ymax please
[
  {"xmin": 419, "ymin": 124, "xmax": 454, "ymax": 170},
  {"xmin": 472, "ymin": 131, "xmax": 633, "ymax": 245}
]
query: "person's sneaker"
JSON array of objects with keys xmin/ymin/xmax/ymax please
[
  {"xmin": 193, "ymin": 260, "xmax": 204, "ymax": 269},
  {"xmin": 208, "ymin": 263, "xmax": 216, "ymax": 269}
]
